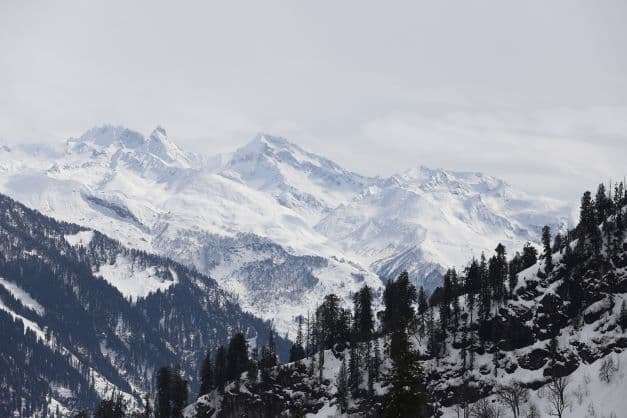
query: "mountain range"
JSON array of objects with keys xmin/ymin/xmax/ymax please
[{"xmin": 0, "ymin": 126, "xmax": 569, "ymax": 335}]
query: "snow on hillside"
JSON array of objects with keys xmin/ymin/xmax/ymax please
[
  {"xmin": 0, "ymin": 126, "xmax": 570, "ymax": 335},
  {"xmin": 0, "ymin": 277, "xmax": 45, "ymax": 315},
  {"xmin": 94, "ymin": 255, "xmax": 179, "ymax": 301},
  {"xmin": 317, "ymin": 166, "xmax": 568, "ymax": 290}
]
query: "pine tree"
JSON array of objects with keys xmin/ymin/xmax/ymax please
[
  {"xmin": 370, "ymin": 338, "xmax": 382, "ymax": 386},
  {"xmin": 348, "ymin": 342, "xmax": 362, "ymax": 396},
  {"xmin": 259, "ymin": 345, "xmax": 277, "ymax": 384},
  {"xmin": 426, "ymin": 306, "xmax": 438, "ymax": 358},
  {"xmin": 451, "ymin": 269, "xmax": 461, "ymax": 334},
  {"xmin": 478, "ymin": 254, "xmax": 491, "ymax": 331},
  {"xmin": 417, "ymin": 286, "xmax": 428, "ymax": 315},
  {"xmin": 170, "ymin": 368, "xmax": 188, "ymax": 418},
  {"xmin": 542, "ymin": 225, "xmax": 553, "ymax": 273},
  {"xmin": 213, "ymin": 346, "xmax": 227, "ymax": 392},
  {"xmin": 336, "ymin": 357, "xmax": 349, "ymax": 413},
  {"xmin": 353, "ymin": 285, "xmax": 375, "ymax": 341},
  {"xmin": 465, "ymin": 258, "xmax": 480, "ymax": 322},
  {"xmin": 384, "ymin": 334, "xmax": 428, "ymax": 417},
  {"xmin": 226, "ymin": 332, "xmax": 249, "ymax": 382},
  {"xmin": 155, "ymin": 366, "xmax": 172, "ymax": 418},
  {"xmin": 247, "ymin": 352, "xmax": 259, "ymax": 383},
  {"xmin": 198, "ymin": 350, "xmax": 214, "ymax": 397},
  {"xmin": 382, "ymin": 272, "xmax": 417, "ymax": 334},
  {"xmin": 492, "ymin": 243, "xmax": 508, "ymax": 304},
  {"xmin": 521, "ymin": 242, "xmax": 538, "ymax": 269},
  {"xmin": 595, "ymin": 183, "xmax": 609, "ymax": 224},
  {"xmin": 439, "ymin": 270, "xmax": 453, "ymax": 333},
  {"xmin": 318, "ymin": 347, "xmax": 325, "ymax": 383},
  {"xmin": 94, "ymin": 395, "xmax": 126, "ymax": 418}
]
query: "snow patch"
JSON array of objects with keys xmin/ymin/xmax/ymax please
[
  {"xmin": 0, "ymin": 277, "xmax": 45, "ymax": 315},
  {"xmin": 94, "ymin": 256, "xmax": 178, "ymax": 300},
  {"xmin": 64, "ymin": 230, "xmax": 94, "ymax": 247}
]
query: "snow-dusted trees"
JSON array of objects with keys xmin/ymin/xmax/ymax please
[
  {"xmin": 348, "ymin": 343, "xmax": 362, "ymax": 397},
  {"xmin": 598, "ymin": 355, "xmax": 620, "ymax": 384},
  {"xmin": 336, "ymin": 357, "xmax": 349, "ymax": 413},
  {"xmin": 289, "ymin": 316, "xmax": 306, "ymax": 362},
  {"xmin": 469, "ymin": 398, "xmax": 501, "ymax": 418},
  {"xmin": 384, "ymin": 331, "xmax": 428, "ymax": 417},
  {"xmin": 545, "ymin": 375, "xmax": 570, "ymax": 418},
  {"xmin": 198, "ymin": 349, "xmax": 214, "ymax": 397},
  {"xmin": 495, "ymin": 381, "xmax": 528, "ymax": 418},
  {"xmin": 226, "ymin": 332, "xmax": 249, "ymax": 382},
  {"xmin": 353, "ymin": 285, "xmax": 375, "ymax": 342},
  {"xmin": 155, "ymin": 366, "xmax": 188, "ymax": 418},
  {"xmin": 542, "ymin": 225, "xmax": 553, "ymax": 272},
  {"xmin": 316, "ymin": 294, "xmax": 351, "ymax": 350},
  {"xmin": 381, "ymin": 272, "xmax": 417, "ymax": 335},
  {"xmin": 382, "ymin": 272, "xmax": 429, "ymax": 416},
  {"xmin": 214, "ymin": 346, "xmax": 227, "ymax": 391}
]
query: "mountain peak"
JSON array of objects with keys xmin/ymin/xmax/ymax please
[
  {"xmin": 68, "ymin": 124, "xmax": 195, "ymax": 170},
  {"xmin": 237, "ymin": 133, "xmax": 300, "ymax": 157},
  {"xmin": 75, "ymin": 125, "xmax": 145, "ymax": 149}
]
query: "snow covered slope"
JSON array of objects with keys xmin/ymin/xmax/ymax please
[
  {"xmin": 317, "ymin": 166, "xmax": 569, "ymax": 290},
  {"xmin": 0, "ymin": 126, "xmax": 569, "ymax": 334}
]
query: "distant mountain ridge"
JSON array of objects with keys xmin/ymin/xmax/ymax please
[{"xmin": 0, "ymin": 126, "xmax": 570, "ymax": 335}]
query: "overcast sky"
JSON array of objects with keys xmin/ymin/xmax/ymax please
[{"xmin": 1, "ymin": 1, "xmax": 626, "ymax": 202}]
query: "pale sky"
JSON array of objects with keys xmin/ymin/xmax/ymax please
[{"xmin": 1, "ymin": 0, "xmax": 626, "ymax": 201}]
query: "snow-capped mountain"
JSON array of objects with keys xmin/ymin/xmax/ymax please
[
  {"xmin": 0, "ymin": 126, "xmax": 569, "ymax": 335},
  {"xmin": 223, "ymin": 133, "xmax": 373, "ymax": 220},
  {"xmin": 317, "ymin": 166, "xmax": 569, "ymax": 290}
]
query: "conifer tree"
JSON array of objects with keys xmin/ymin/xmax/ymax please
[
  {"xmin": 348, "ymin": 342, "xmax": 362, "ymax": 396},
  {"xmin": 353, "ymin": 285, "xmax": 375, "ymax": 341},
  {"xmin": 370, "ymin": 338, "xmax": 382, "ymax": 385},
  {"xmin": 170, "ymin": 369, "xmax": 188, "ymax": 418},
  {"xmin": 620, "ymin": 301, "xmax": 627, "ymax": 331},
  {"xmin": 336, "ymin": 357, "xmax": 349, "ymax": 413},
  {"xmin": 155, "ymin": 366, "xmax": 172, "ymax": 418},
  {"xmin": 384, "ymin": 336, "xmax": 428, "ymax": 417},
  {"xmin": 382, "ymin": 272, "xmax": 417, "ymax": 334},
  {"xmin": 521, "ymin": 242, "xmax": 538, "ymax": 269},
  {"xmin": 213, "ymin": 346, "xmax": 227, "ymax": 392},
  {"xmin": 318, "ymin": 346, "xmax": 325, "ymax": 383},
  {"xmin": 478, "ymin": 254, "xmax": 491, "ymax": 330},
  {"xmin": 247, "ymin": 353, "xmax": 259, "ymax": 383},
  {"xmin": 289, "ymin": 316, "xmax": 306, "ymax": 362},
  {"xmin": 439, "ymin": 270, "xmax": 453, "ymax": 333},
  {"xmin": 595, "ymin": 183, "xmax": 609, "ymax": 224},
  {"xmin": 94, "ymin": 395, "xmax": 126, "ymax": 418},
  {"xmin": 226, "ymin": 332, "xmax": 249, "ymax": 382},
  {"xmin": 426, "ymin": 306, "xmax": 439, "ymax": 358},
  {"xmin": 198, "ymin": 350, "xmax": 214, "ymax": 397},
  {"xmin": 465, "ymin": 258, "xmax": 480, "ymax": 322},
  {"xmin": 451, "ymin": 269, "xmax": 461, "ymax": 334},
  {"xmin": 417, "ymin": 286, "xmax": 428, "ymax": 316},
  {"xmin": 542, "ymin": 225, "xmax": 553, "ymax": 273}
]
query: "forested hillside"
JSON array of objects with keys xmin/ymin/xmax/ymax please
[
  {"xmin": 183, "ymin": 183, "xmax": 627, "ymax": 418},
  {"xmin": 0, "ymin": 193, "xmax": 287, "ymax": 417}
]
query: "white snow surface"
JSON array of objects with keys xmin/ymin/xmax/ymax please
[
  {"xmin": 0, "ymin": 277, "xmax": 45, "ymax": 315},
  {"xmin": 64, "ymin": 230, "xmax": 94, "ymax": 247},
  {"xmin": 0, "ymin": 126, "xmax": 570, "ymax": 335},
  {"xmin": 94, "ymin": 255, "xmax": 178, "ymax": 300}
]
